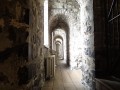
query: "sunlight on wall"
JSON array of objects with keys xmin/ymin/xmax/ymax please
[
  {"xmin": 80, "ymin": 0, "xmax": 95, "ymax": 89},
  {"xmin": 44, "ymin": 0, "xmax": 49, "ymax": 47}
]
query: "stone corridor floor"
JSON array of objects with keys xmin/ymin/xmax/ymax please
[{"xmin": 41, "ymin": 60, "xmax": 85, "ymax": 90}]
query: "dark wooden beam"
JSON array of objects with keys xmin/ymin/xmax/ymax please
[
  {"xmin": 108, "ymin": 13, "xmax": 120, "ymax": 22},
  {"xmin": 108, "ymin": 0, "xmax": 117, "ymax": 19}
]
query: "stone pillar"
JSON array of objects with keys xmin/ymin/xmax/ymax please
[
  {"xmin": 56, "ymin": 43, "xmax": 60, "ymax": 58},
  {"xmin": 80, "ymin": 0, "xmax": 95, "ymax": 90},
  {"xmin": 61, "ymin": 42, "xmax": 64, "ymax": 59}
]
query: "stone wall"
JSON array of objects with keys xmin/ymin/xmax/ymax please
[
  {"xmin": 0, "ymin": 0, "xmax": 45, "ymax": 90},
  {"xmin": 29, "ymin": 0, "xmax": 44, "ymax": 89},
  {"xmin": 80, "ymin": 0, "xmax": 95, "ymax": 90},
  {"xmin": 0, "ymin": 0, "xmax": 29, "ymax": 90}
]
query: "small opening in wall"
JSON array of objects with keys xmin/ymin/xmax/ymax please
[
  {"xmin": 23, "ymin": 8, "xmax": 29, "ymax": 24},
  {"xmin": 44, "ymin": 0, "xmax": 49, "ymax": 47}
]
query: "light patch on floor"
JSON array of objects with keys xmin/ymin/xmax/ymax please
[{"xmin": 41, "ymin": 60, "xmax": 85, "ymax": 90}]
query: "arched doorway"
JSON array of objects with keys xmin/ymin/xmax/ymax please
[
  {"xmin": 49, "ymin": 14, "xmax": 70, "ymax": 66},
  {"xmin": 53, "ymin": 35, "xmax": 64, "ymax": 60}
]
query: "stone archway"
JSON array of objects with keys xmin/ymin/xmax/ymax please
[
  {"xmin": 49, "ymin": 14, "xmax": 70, "ymax": 66},
  {"xmin": 55, "ymin": 40, "xmax": 62, "ymax": 59},
  {"xmin": 53, "ymin": 34, "xmax": 65, "ymax": 60},
  {"xmin": 54, "ymin": 36, "xmax": 64, "ymax": 60}
]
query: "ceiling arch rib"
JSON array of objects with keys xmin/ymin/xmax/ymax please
[{"xmin": 49, "ymin": 14, "xmax": 69, "ymax": 33}]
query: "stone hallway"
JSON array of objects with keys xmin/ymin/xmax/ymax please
[
  {"xmin": 41, "ymin": 60, "xmax": 84, "ymax": 90},
  {"xmin": 0, "ymin": 0, "xmax": 120, "ymax": 90}
]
